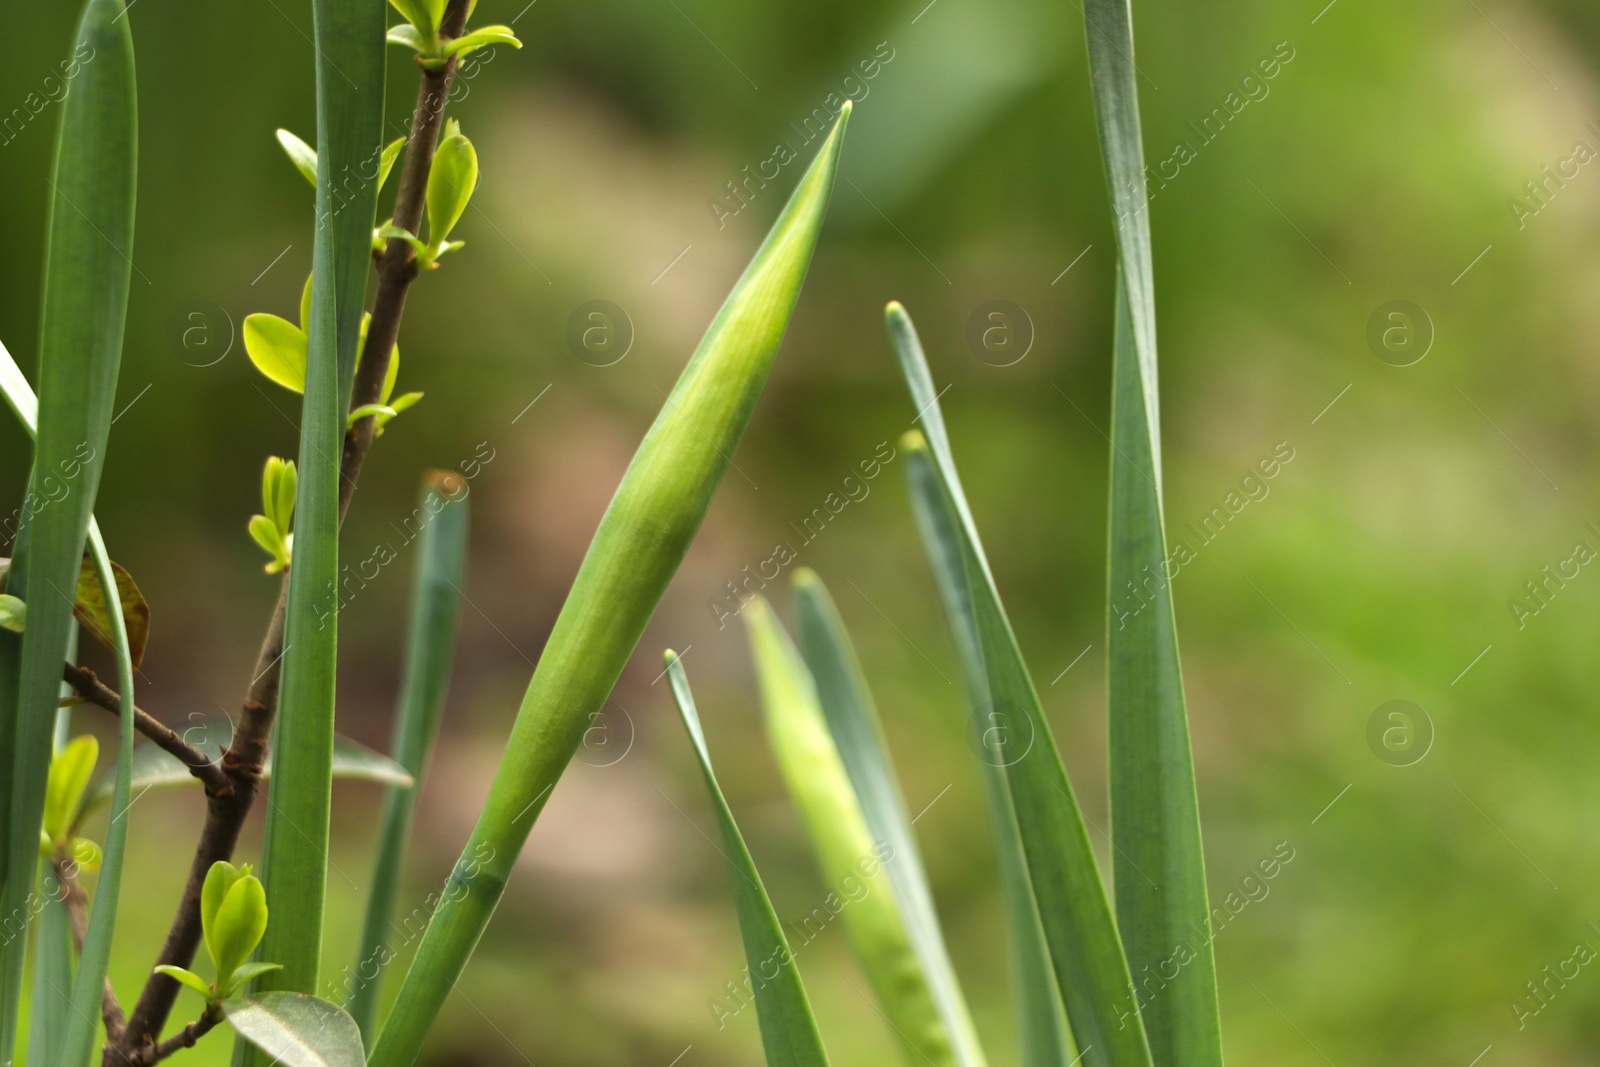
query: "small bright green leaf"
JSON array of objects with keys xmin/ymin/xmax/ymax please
[
  {"xmin": 385, "ymin": 23, "xmax": 426, "ymax": 50},
  {"xmin": 665, "ymin": 651, "xmax": 831, "ymax": 1067},
  {"xmin": 352, "ymin": 313, "xmax": 401, "ymax": 410},
  {"xmin": 441, "ymin": 25, "xmax": 520, "ymax": 59},
  {"xmin": 424, "ymin": 133, "xmax": 478, "ymax": 253},
  {"xmin": 82, "ymin": 730, "xmax": 413, "ymax": 814},
  {"xmin": 389, "ymin": 391, "xmax": 423, "ymax": 414},
  {"xmin": 0, "ymin": 595, "xmax": 23, "ymax": 633},
  {"xmin": 385, "ymin": 0, "xmax": 427, "ymax": 29},
  {"xmin": 153, "ymin": 965, "xmax": 215, "ymax": 1001},
  {"xmin": 367, "ymin": 102, "xmax": 852, "ymax": 1067},
  {"xmin": 378, "ymin": 226, "xmax": 428, "ymax": 260},
  {"xmin": 243, "ymin": 313, "xmax": 308, "ymax": 393},
  {"xmin": 249, "ymin": 516, "xmax": 289, "ymax": 573},
  {"xmin": 376, "ymin": 224, "xmax": 422, "ymax": 246},
  {"xmin": 378, "ymin": 136, "xmax": 406, "ymax": 191},
  {"xmin": 299, "ymin": 272, "xmax": 313, "ymax": 335},
  {"xmin": 68, "ymin": 836, "xmax": 100, "ymax": 870},
  {"xmin": 420, "ymin": 0, "xmax": 445, "ymax": 33},
  {"xmin": 378, "ymin": 328, "xmax": 399, "ymax": 404},
  {"xmin": 223, "ymin": 992, "xmax": 366, "ymax": 1067},
  {"xmin": 210, "ymin": 874, "xmax": 269, "ymax": 988},
  {"xmin": 42, "ymin": 735, "xmax": 98, "ymax": 843},
  {"xmin": 276, "ymin": 129, "xmax": 318, "ymax": 187},
  {"xmin": 72, "ymin": 553, "xmax": 150, "ymax": 669},
  {"xmin": 226, "ymin": 961, "xmax": 285, "ymax": 997},
  {"xmin": 346, "ymin": 404, "xmax": 397, "ymax": 429},
  {"xmin": 202, "ymin": 861, "xmax": 252, "ymax": 960},
  {"xmin": 262, "ymin": 457, "xmax": 298, "ymax": 536},
  {"xmin": 746, "ymin": 596, "xmax": 976, "ymax": 1067}
]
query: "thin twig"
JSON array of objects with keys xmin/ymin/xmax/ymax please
[
  {"xmin": 125, "ymin": 1003, "xmax": 221, "ymax": 1066},
  {"xmin": 114, "ymin": 2, "xmax": 475, "ymax": 1056},
  {"xmin": 60, "ymin": 663, "xmax": 230, "ymax": 796}
]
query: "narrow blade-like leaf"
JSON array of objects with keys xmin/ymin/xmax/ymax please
[
  {"xmin": 24, "ymin": 864, "xmax": 74, "ymax": 1067},
  {"xmin": 664, "ymin": 651, "xmax": 830, "ymax": 1067},
  {"xmin": 1, "ymin": 0, "xmax": 135, "ymax": 1056},
  {"xmin": 349, "ymin": 472, "xmax": 469, "ymax": 1040},
  {"xmin": 366, "ymin": 103, "xmax": 850, "ymax": 1067},
  {"xmin": 251, "ymin": 0, "xmax": 388, "ymax": 1018},
  {"xmin": 1082, "ymin": 0, "xmax": 1222, "ymax": 1060},
  {"xmin": 899, "ymin": 488, "xmax": 1074, "ymax": 1067},
  {"xmin": 890, "ymin": 304, "xmax": 1152, "ymax": 1067},
  {"xmin": 0, "ymin": 343, "xmax": 141, "ymax": 1067},
  {"xmin": 58, "ymin": 524, "xmax": 138, "ymax": 1066},
  {"xmin": 785, "ymin": 574, "xmax": 988, "ymax": 1067}
]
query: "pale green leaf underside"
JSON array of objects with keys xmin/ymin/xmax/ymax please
[
  {"xmin": 223, "ymin": 992, "xmax": 366, "ymax": 1067},
  {"xmin": 82, "ymin": 730, "xmax": 412, "ymax": 814}
]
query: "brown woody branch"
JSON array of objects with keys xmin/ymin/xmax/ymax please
[
  {"xmin": 112, "ymin": 1, "xmax": 474, "ymax": 1059},
  {"xmin": 61, "ymin": 664, "xmax": 230, "ymax": 796},
  {"xmin": 123, "ymin": 1004, "xmax": 220, "ymax": 1066}
]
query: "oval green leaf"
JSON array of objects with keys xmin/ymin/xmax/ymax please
[
  {"xmin": 223, "ymin": 992, "xmax": 366, "ymax": 1067},
  {"xmin": 243, "ymin": 313, "xmax": 308, "ymax": 393}
]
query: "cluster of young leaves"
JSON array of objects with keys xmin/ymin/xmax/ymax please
[
  {"xmin": 39, "ymin": 736, "xmax": 102, "ymax": 871},
  {"xmin": 379, "ymin": 118, "xmax": 479, "ymax": 269},
  {"xmin": 156, "ymin": 862, "xmax": 281, "ymax": 1002},
  {"xmin": 145, "ymin": 862, "xmax": 366, "ymax": 1067},
  {"xmin": 386, "ymin": 0, "xmax": 519, "ymax": 68},
  {"xmin": 247, "ymin": 457, "xmax": 297, "ymax": 573},
  {"xmin": 242, "ymin": 270, "xmax": 422, "ymax": 429}
]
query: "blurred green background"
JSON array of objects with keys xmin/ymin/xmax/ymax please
[{"xmin": 4, "ymin": 0, "xmax": 1600, "ymax": 1062}]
